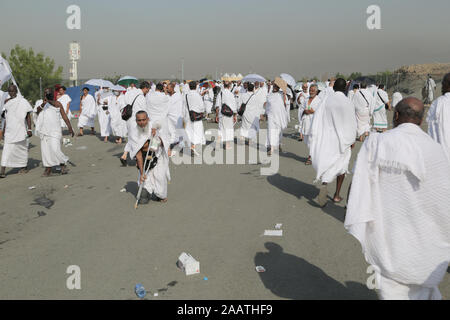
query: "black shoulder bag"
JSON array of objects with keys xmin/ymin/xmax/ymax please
[
  {"xmin": 377, "ymin": 91, "xmax": 389, "ymax": 110},
  {"xmin": 237, "ymin": 93, "xmax": 255, "ymax": 117},
  {"xmin": 186, "ymin": 95, "xmax": 204, "ymax": 122},
  {"xmin": 220, "ymin": 92, "xmax": 234, "ymax": 117},
  {"xmin": 121, "ymin": 94, "xmax": 141, "ymax": 121}
]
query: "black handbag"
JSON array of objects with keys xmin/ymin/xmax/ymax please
[
  {"xmin": 220, "ymin": 93, "xmax": 234, "ymax": 117},
  {"xmin": 377, "ymin": 92, "xmax": 389, "ymax": 110},
  {"xmin": 186, "ymin": 95, "xmax": 204, "ymax": 122},
  {"xmin": 102, "ymin": 105, "xmax": 108, "ymax": 111},
  {"xmin": 121, "ymin": 94, "xmax": 141, "ymax": 121},
  {"xmin": 237, "ymin": 93, "xmax": 255, "ymax": 117}
]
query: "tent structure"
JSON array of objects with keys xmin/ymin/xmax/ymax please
[{"xmin": 221, "ymin": 73, "xmax": 244, "ymax": 81}]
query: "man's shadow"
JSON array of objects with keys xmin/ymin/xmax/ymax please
[
  {"xmin": 254, "ymin": 242, "xmax": 378, "ymax": 300},
  {"xmin": 125, "ymin": 181, "xmax": 139, "ymax": 197},
  {"xmin": 267, "ymin": 174, "xmax": 346, "ymax": 223}
]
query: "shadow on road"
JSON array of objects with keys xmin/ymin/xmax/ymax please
[
  {"xmin": 125, "ymin": 181, "xmax": 138, "ymax": 197},
  {"xmin": 267, "ymin": 174, "xmax": 317, "ymax": 200},
  {"xmin": 267, "ymin": 174, "xmax": 347, "ymax": 223},
  {"xmin": 254, "ymin": 242, "xmax": 378, "ymax": 300}
]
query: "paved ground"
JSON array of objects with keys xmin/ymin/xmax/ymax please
[{"xmin": 0, "ymin": 109, "xmax": 448, "ymax": 300}]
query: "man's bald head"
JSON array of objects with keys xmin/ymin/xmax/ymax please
[
  {"xmin": 442, "ymin": 73, "xmax": 450, "ymax": 95},
  {"xmin": 394, "ymin": 97, "xmax": 424, "ymax": 127}
]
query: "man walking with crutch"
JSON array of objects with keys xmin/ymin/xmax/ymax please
[{"xmin": 129, "ymin": 111, "xmax": 171, "ymax": 207}]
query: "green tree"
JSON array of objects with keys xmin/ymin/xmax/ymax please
[
  {"xmin": 348, "ymin": 72, "xmax": 362, "ymax": 80},
  {"xmin": 335, "ymin": 72, "xmax": 348, "ymax": 80},
  {"xmin": 1, "ymin": 45, "xmax": 63, "ymax": 102}
]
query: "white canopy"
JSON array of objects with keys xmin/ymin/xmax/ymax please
[{"xmin": 242, "ymin": 74, "xmax": 266, "ymax": 83}]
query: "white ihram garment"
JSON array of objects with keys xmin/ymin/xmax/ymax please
[
  {"xmin": 1, "ymin": 96, "xmax": 33, "ymax": 168},
  {"xmin": 216, "ymin": 89, "xmax": 237, "ymax": 142},
  {"xmin": 58, "ymin": 94, "xmax": 72, "ymax": 128},
  {"xmin": 184, "ymin": 90, "xmax": 206, "ymax": 145},
  {"xmin": 345, "ymin": 123, "xmax": 450, "ymax": 300},
  {"xmin": 427, "ymin": 92, "xmax": 450, "ymax": 159},
  {"xmin": 238, "ymin": 91, "xmax": 260, "ymax": 140},
  {"xmin": 310, "ymin": 91, "xmax": 357, "ymax": 183},
  {"xmin": 35, "ymin": 103, "xmax": 69, "ymax": 167}
]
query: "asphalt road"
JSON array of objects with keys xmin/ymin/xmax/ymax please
[{"xmin": 0, "ymin": 110, "xmax": 448, "ymax": 300}]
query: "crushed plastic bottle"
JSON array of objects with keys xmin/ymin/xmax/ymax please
[{"xmin": 134, "ymin": 284, "xmax": 147, "ymax": 299}]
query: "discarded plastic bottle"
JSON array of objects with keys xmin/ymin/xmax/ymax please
[{"xmin": 135, "ymin": 284, "xmax": 147, "ymax": 299}]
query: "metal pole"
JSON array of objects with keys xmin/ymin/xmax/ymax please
[
  {"xmin": 39, "ymin": 77, "xmax": 42, "ymax": 99},
  {"xmin": 181, "ymin": 58, "xmax": 184, "ymax": 82}
]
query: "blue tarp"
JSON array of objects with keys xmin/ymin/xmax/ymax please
[{"xmin": 66, "ymin": 84, "xmax": 98, "ymax": 111}]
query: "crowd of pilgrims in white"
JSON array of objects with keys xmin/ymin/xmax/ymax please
[{"xmin": 0, "ymin": 73, "xmax": 449, "ymax": 300}]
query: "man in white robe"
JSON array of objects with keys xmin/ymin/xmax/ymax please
[
  {"xmin": 0, "ymin": 85, "xmax": 33, "ymax": 178},
  {"xmin": 167, "ymin": 83, "xmax": 184, "ymax": 155},
  {"xmin": 32, "ymin": 98, "xmax": 43, "ymax": 126},
  {"xmin": 352, "ymin": 82, "xmax": 374, "ymax": 142},
  {"xmin": 310, "ymin": 79, "xmax": 357, "ymax": 206},
  {"xmin": 392, "ymin": 92, "xmax": 403, "ymax": 108},
  {"xmin": 200, "ymin": 84, "xmax": 214, "ymax": 118},
  {"xmin": 265, "ymin": 79, "xmax": 288, "ymax": 155},
  {"xmin": 184, "ymin": 81, "xmax": 206, "ymax": 155},
  {"xmin": 107, "ymin": 90, "xmax": 127, "ymax": 144},
  {"xmin": 424, "ymin": 75, "xmax": 436, "ymax": 105},
  {"xmin": 215, "ymin": 81, "xmax": 237, "ymax": 150},
  {"xmin": 345, "ymin": 97, "xmax": 450, "ymax": 300},
  {"xmin": 131, "ymin": 110, "xmax": 170, "ymax": 203},
  {"xmin": 0, "ymin": 89, "xmax": 9, "ymax": 140},
  {"xmin": 77, "ymin": 87, "xmax": 97, "ymax": 136},
  {"xmin": 35, "ymin": 88, "xmax": 74, "ymax": 177},
  {"xmin": 372, "ymin": 84, "xmax": 390, "ymax": 132},
  {"xmin": 255, "ymin": 81, "xmax": 268, "ymax": 119},
  {"xmin": 120, "ymin": 81, "xmax": 150, "ymax": 166},
  {"xmin": 427, "ymin": 73, "xmax": 450, "ymax": 158},
  {"xmin": 146, "ymin": 82, "xmax": 169, "ymax": 124},
  {"xmin": 57, "ymin": 86, "xmax": 72, "ymax": 130},
  {"xmin": 97, "ymin": 88, "xmax": 113, "ymax": 142},
  {"xmin": 299, "ymin": 84, "xmax": 322, "ymax": 165},
  {"xmin": 347, "ymin": 83, "xmax": 359, "ymax": 102},
  {"xmin": 238, "ymin": 83, "xmax": 260, "ymax": 143}
]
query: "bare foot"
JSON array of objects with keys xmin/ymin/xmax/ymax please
[
  {"xmin": 18, "ymin": 168, "xmax": 29, "ymax": 174},
  {"xmin": 333, "ymin": 196, "xmax": 343, "ymax": 203},
  {"xmin": 42, "ymin": 169, "xmax": 52, "ymax": 177}
]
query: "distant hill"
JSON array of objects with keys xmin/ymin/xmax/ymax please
[{"xmin": 396, "ymin": 63, "xmax": 450, "ymax": 76}]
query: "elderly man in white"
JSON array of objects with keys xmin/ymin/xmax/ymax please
[{"xmin": 346, "ymin": 97, "xmax": 450, "ymax": 300}]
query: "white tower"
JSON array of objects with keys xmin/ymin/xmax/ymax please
[{"xmin": 69, "ymin": 42, "xmax": 80, "ymax": 86}]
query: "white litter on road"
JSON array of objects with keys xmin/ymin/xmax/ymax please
[
  {"xmin": 255, "ymin": 266, "xmax": 266, "ymax": 273},
  {"xmin": 263, "ymin": 230, "xmax": 283, "ymax": 236},
  {"xmin": 177, "ymin": 252, "xmax": 200, "ymax": 276}
]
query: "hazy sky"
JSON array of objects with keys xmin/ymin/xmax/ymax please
[{"xmin": 1, "ymin": 0, "xmax": 449, "ymax": 80}]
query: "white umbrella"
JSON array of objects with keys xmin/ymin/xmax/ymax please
[
  {"xmin": 112, "ymin": 85, "xmax": 126, "ymax": 91},
  {"xmin": 242, "ymin": 74, "xmax": 266, "ymax": 83},
  {"xmin": 85, "ymin": 79, "xmax": 114, "ymax": 88},
  {"xmin": 280, "ymin": 73, "xmax": 296, "ymax": 87}
]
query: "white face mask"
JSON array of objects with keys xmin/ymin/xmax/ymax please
[{"xmin": 114, "ymin": 91, "xmax": 120, "ymax": 96}]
